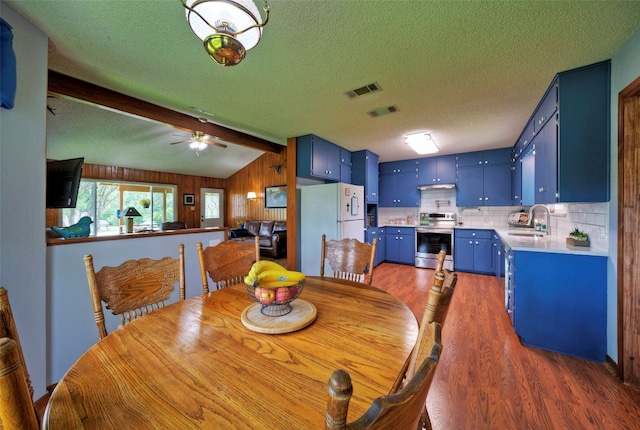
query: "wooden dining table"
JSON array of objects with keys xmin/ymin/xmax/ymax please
[{"xmin": 43, "ymin": 276, "xmax": 418, "ymax": 429}]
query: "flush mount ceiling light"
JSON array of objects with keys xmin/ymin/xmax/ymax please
[
  {"xmin": 180, "ymin": 0, "xmax": 270, "ymax": 66},
  {"xmin": 405, "ymin": 132, "xmax": 439, "ymax": 155}
]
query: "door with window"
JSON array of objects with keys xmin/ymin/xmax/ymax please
[{"xmin": 200, "ymin": 188, "xmax": 224, "ymax": 228}]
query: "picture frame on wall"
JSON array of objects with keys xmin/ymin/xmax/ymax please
[
  {"xmin": 183, "ymin": 193, "xmax": 195, "ymax": 206},
  {"xmin": 265, "ymin": 185, "xmax": 287, "ymax": 208}
]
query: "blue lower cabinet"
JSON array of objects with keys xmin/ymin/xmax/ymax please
[
  {"xmin": 492, "ymin": 232, "xmax": 505, "ymax": 282},
  {"xmin": 375, "ymin": 228, "xmax": 385, "ymax": 266},
  {"xmin": 385, "ymin": 227, "xmax": 415, "ymax": 265},
  {"xmin": 454, "ymin": 229, "xmax": 493, "ymax": 274},
  {"xmin": 513, "ymin": 251, "xmax": 606, "ymax": 362},
  {"xmin": 366, "ymin": 227, "xmax": 384, "ymax": 267}
]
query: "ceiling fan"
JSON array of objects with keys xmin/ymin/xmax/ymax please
[{"xmin": 169, "ymin": 131, "xmax": 228, "ymax": 151}]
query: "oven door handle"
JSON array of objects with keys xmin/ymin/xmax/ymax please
[{"xmin": 416, "ymin": 228, "xmax": 454, "ymax": 234}]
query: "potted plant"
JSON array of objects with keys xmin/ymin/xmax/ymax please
[
  {"xmin": 566, "ymin": 227, "xmax": 590, "ymax": 247},
  {"xmin": 139, "ymin": 198, "xmax": 151, "ymax": 208},
  {"xmin": 236, "ymin": 217, "xmax": 246, "ymax": 229}
]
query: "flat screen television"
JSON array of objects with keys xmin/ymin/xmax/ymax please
[{"xmin": 46, "ymin": 157, "xmax": 84, "ymax": 208}]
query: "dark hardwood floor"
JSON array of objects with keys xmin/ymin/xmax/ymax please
[{"xmin": 371, "ymin": 262, "xmax": 640, "ymax": 430}]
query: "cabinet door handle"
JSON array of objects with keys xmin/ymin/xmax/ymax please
[
  {"xmin": 539, "ymin": 187, "xmax": 546, "ymax": 192},
  {"xmin": 468, "ymin": 241, "xmax": 473, "ymax": 245}
]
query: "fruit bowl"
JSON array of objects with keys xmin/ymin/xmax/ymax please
[{"xmin": 246, "ymin": 281, "xmax": 305, "ymax": 317}]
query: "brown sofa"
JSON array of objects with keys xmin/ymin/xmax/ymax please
[{"xmin": 230, "ymin": 220, "xmax": 287, "ymax": 258}]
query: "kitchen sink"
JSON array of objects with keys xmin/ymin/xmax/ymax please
[{"xmin": 508, "ymin": 231, "xmax": 546, "ymax": 237}]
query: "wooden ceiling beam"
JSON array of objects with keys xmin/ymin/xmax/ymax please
[{"xmin": 47, "ymin": 70, "xmax": 282, "ymax": 154}]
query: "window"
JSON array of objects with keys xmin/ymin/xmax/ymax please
[{"xmin": 61, "ymin": 180, "xmax": 176, "ymax": 236}]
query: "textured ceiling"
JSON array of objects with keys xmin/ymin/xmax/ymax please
[{"xmin": 5, "ymin": 0, "xmax": 640, "ymax": 178}]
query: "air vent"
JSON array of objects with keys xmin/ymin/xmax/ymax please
[
  {"xmin": 344, "ymin": 82, "xmax": 382, "ymax": 99},
  {"xmin": 368, "ymin": 105, "xmax": 398, "ymax": 118}
]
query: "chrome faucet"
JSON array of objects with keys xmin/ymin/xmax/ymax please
[{"xmin": 528, "ymin": 204, "xmax": 551, "ymax": 235}]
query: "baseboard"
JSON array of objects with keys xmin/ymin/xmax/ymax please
[{"xmin": 604, "ymin": 355, "xmax": 621, "ymax": 380}]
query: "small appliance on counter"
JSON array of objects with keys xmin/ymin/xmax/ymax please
[{"xmin": 507, "ymin": 211, "xmax": 531, "ymax": 228}]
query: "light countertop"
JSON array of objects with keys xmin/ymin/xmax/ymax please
[{"xmin": 494, "ymin": 229, "xmax": 608, "ymax": 256}]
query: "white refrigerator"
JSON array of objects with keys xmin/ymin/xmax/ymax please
[{"xmin": 299, "ymin": 182, "xmax": 365, "ymax": 275}]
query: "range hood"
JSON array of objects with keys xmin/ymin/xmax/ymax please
[{"xmin": 417, "ymin": 183, "xmax": 456, "ymax": 190}]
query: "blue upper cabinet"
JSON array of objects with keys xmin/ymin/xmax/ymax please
[
  {"xmin": 513, "ymin": 120, "xmax": 534, "ymax": 161},
  {"xmin": 456, "ymin": 148, "xmax": 512, "ymax": 206},
  {"xmin": 340, "ymin": 148, "xmax": 352, "ymax": 184},
  {"xmin": 417, "ymin": 154, "xmax": 456, "ymax": 186},
  {"xmin": 512, "ymin": 154, "xmax": 522, "ymax": 205},
  {"xmin": 296, "ymin": 134, "xmax": 341, "ymax": 182},
  {"xmin": 457, "ymin": 148, "xmax": 512, "ymax": 167},
  {"xmin": 517, "ymin": 60, "xmax": 611, "ymax": 203},
  {"xmin": 379, "ymin": 160, "xmax": 419, "ymax": 207},
  {"xmin": 533, "ymin": 116, "xmax": 558, "ymax": 204},
  {"xmin": 352, "ymin": 150, "xmax": 379, "ymax": 203}
]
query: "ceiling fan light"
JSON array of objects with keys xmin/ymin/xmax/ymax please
[
  {"xmin": 204, "ymin": 33, "xmax": 246, "ymax": 66},
  {"xmin": 183, "ymin": 0, "xmax": 265, "ymax": 55},
  {"xmin": 189, "ymin": 140, "xmax": 208, "ymax": 151}
]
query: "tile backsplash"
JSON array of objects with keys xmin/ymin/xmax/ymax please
[{"xmin": 378, "ymin": 189, "xmax": 609, "ymax": 250}]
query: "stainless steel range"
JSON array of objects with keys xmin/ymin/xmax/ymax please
[{"xmin": 415, "ymin": 212, "xmax": 455, "ymax": 270}]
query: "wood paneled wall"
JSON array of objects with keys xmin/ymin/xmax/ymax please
[
  {"xmin": 225, "ymin": 151, "xmax": 288, "ymax": 225},
  {"xmin": 46, "ymin": 163, "xmax": 226, "ymax": 228}
]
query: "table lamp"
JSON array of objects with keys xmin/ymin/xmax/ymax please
[{"xmin": 124, "ymin": 207, "xmax": 142, "ymax": 233}]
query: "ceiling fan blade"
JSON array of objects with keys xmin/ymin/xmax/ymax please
[
  {"xmin": 203, "ymin": 139, "xmax": 228, "ymax": 149},
  {"xmin": 169, "ymin": 139, "xmax": 191, "ymax": 145}
]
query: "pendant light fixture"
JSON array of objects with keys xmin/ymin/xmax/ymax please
[{"xmin": 180, "ymin": 0, "xmax": 270, "ymax": 66}]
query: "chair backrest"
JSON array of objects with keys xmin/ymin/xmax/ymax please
[
  {"xmin": 197, "ymin": 237, "xmax": 260, "ymax": 294},
  {"xmin": 324, "ymin": 325, "xmax": 443, "ymax": 430},
  {"xmin": 83, "ymin": 244, "xmax": 186, "ymax": 340},
  {"xmin": 405, "ymin": 320, "xmax": 443, "ymax": 385},
  {"xmin": 433, "ymin": 269, "xmax": 458, "ymax": 325},
  {"xmin": 0, "ymin": 338, "xmax": 39, "ymax": 430},
  {"xmin": 320, "ymin": 234, "xmax": 378, "ymax": 285},
  {"xmin": 434, "ymin": 249, "xmax": 447, "ymax": 273},
  {"xmin": 0, "ymin": 286, "xmax": 33, "ymax": 400}
]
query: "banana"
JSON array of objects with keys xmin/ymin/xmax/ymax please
[
  {"xmin": 258, "ymin": 280, "xmax": 299, "ymax": 288},
  {"xmin": 251, "ymin": 260, "xmax": 287, "ymax": 274},
  {"xmin": 244, "ymin": 275, "xmax": 255, "ymax": 286},
  {"xmin": 257, "ymin": 269, "xmax": 306, "ymax": 283}
]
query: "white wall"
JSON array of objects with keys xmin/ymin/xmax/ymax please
[
  {"xmin": 47, "ymin": 230, "xmax": 224, "ymax": 381},
  {"xmin": 608, "ymin": 28, "xmax": 640, "ymax": 363},
  {"xmin": 0, "ymin": 3, "xmax": 48, "ymax": 397}
]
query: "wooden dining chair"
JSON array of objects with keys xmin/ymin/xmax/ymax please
[
  {"xmin": 422, "ymin": 250, "xmax": 458, "ymax": 326},
  {"xmin": 0, "ymin": 338, "xmax": 39, "ymax": 430},
  {"xmin": 84, "ymin": 244, "xmax": 186, "ymax": 340},
  {"xmin": 0, "ymin": 286, "xmax": 53, "ymax": 427},
  {"xmin": 324, "ymin": 327, "xmax": 443, "ymax": 430},
  {"xmin": 197, "ymin": 237, "xmax": 260, "ymax": 294},
  {"xmin": 433, "ymin": 269, "xmax": 458, "ymax": 325},
  {"xmin": 320, "ymin": 234, "xmax": 378, "ymax": 285},
  {"xmin": 0, "ymin": 286, "xmax": 33, "ymax": 401}
]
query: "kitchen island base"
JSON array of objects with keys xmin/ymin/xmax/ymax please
[{"xmin": 512, "ymin": 251, "xmax": 606, "ymax": 362}]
